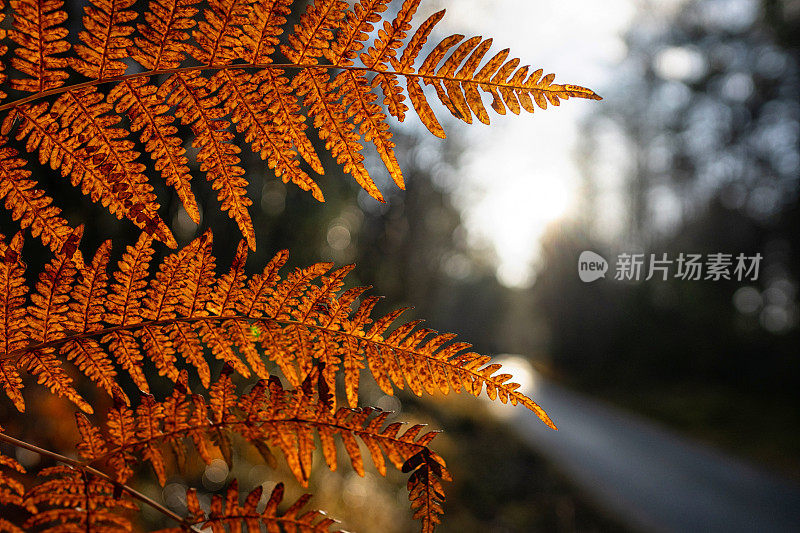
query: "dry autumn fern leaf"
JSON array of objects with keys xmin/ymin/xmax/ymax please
[
  {"xmin": 0, "ymin": 367, "xmax": 449, "ymax": 531},
  {"xmin": 0, "ymin": 0, "xmax": 600, "ymax": 254},
  {"xmin": 70, "ymin": 368, "xmax": 450, "ymax": 530},
  {"xmin": 157, "ymin": 480, "xmax": 343, "ymax": 533},
  {"xmin": 0, "ymin": 229, "xmax": 555, "ymax": 430},
  {"xmin": 0, "ymin": 451, "xmax": 31, "ymax": 533},
  {"xmin": 0, "ymin": 228, "xmax": 542, "ymax": 531},
  {"xmin": 0, "ymin": 448, "xmax": 340, "ymax": 533},
  {"xmin": 24, "ymin": 466, "xmax": 138, "ymax": 532}
]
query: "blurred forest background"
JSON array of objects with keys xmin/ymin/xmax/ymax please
[
  {"xmin": 1, "ymin": 0, "xmax": 798, "ymax": 531},
  {"xmin": 534, "ymin": 0, "xmax": 800, "ymax": 481}
]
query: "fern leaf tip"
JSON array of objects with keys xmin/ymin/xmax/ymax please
[{"xmin": 563, "ymin": 84, "xmax": 602, "ymax": 101}]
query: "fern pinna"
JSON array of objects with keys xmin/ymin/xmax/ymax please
[{"xmin": 0, "ymin": 0, "xmax": 599, "ymax": 531}]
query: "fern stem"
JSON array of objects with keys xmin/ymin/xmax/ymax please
[
  {"xmin": 0, "ymin": 62, "xmax": 599, "ymax": 113},
  {"xmin": 0, "ymin": 432, "xmax": 201, "ymax": 532}
]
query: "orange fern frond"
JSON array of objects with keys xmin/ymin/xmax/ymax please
[
  {"xmin": 131, "ymin": 0, "xmax": 199, "ymax": 70},
  {"xmin": 157, "ymin": 481, "xmax": 342, "ymax": 533},
  {"xmin": 213, "ymin": 242, "xmax": 272, "ymax": 380},
  {"xmin": 193, "ymin": 0, "xmax": 254, "ymax": 66},
  {"xmin": 0, "ymin": 0, "xmax": 8, "ymax": 103},
  {"xmin": 139, "ymin": 239, "xmax": 195, "ymax": 383},
  {"xmin": 0, "ymin": 94, "xmax": 175, "ymax": 247},
  {"xmin": 395, "ymin": 7, "xmax": 443, "ymax": 72},
  {"xmin": 361, "ymin": 0, "xmax": 422, "ymax": 121},
  {"xmin": 397, "ymin": 9, "xmax": 447, "ymax": 137},
  {"xmin": 24, "ymin": 465, "xmax": 137, "ymax": 532},
  {"xmin": 282, "ymin": 0, "xmax": 347, "ymax": 66},
  {"xmin": 256, "ymin": 67, "xmax": 325, "ymax": 176},
  {"xmin": 0, "ymin": 231, "xmax": 555, "ymax": 431},
  {"xmin": 336, "ymin": 69, "xmax": 403, "ymax": 188},
  {"xmin": 240, "ymin": 0, "xmax": 292, "ymax": 63},
  {"xmin": 0, "ymin": 4, "xmax": 602, "ymax": 531},
  {"xmin": 108, "ymin": 78, "xmax": 200, "ymax": 223},
  {"xmin": 305, "ymin": 0, "xmax": 404, "ymax": 190},
  {"xmin": 75, "ymin": 369, "xmax": 449, "ymax": 530},
  {"xmin": 212, "ymin": 68, "xmax": 323, "ymax": 202},
  {"xmin": 27, "ymin": 227, "xmax": 82, "ymax": 345},
  {"xmin": 61, "ymin": 239, "xmax": 124, "ymax": 402},
  {"xmin": 8, "ymin": 0, "xmax": 71, "ymax": 94},
  {"xmin": 102, "ymin": 232, "xmax": 155, "ymax": 392},
  {"xmin": 294, "ymin": 67, "xmax": 380, "ymax": 201},
  {"xmin": 52, "ymin": 88, "xmax": 175, "ymax": 245},
  {"xmin": 23, "ymin": 227, "xmax": 93, "ymax": 413},
  {"xmin": 415, "ymin": 33, "xmax": 602, "ymax": 128},
  {"xmin": 72, "ymin": 0, "xmax": 137, "ymax": 79},
  {"xmin": 404, "ymin": 447, "xmax": 448, "ymax": 533},
  {"xmin": 0, "ymin": 233, "xmax": 27, "ymax": 412},
  {"xmin": 0, "ymin": 141, "xmax": 74, "ymax": 253},
  {"xmin": 0, "ymin": 0, "xmax": 600, "ymax": 249},
  {"xmin": 163, "ymin": 72, "xmax": 255, "ymax": 249},
  {"xmin": 0, "ymin": 451, "xmax": 31, "ymax": 531},
  {"xmin": 326, "ymin": 0, "xmax": 391, "ymax": 67},
  {"xmin": 168, "ymin": 235, "xmax": 214, "ymax": 387}
]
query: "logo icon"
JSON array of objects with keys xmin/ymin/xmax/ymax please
[{"xmin": 578, "ymin": 251, "xmax": 608, "ymax": 282}]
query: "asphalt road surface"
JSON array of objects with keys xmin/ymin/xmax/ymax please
[{"xmin": 493, "ymin": 364, "xmax": 800, "ymax": 532}]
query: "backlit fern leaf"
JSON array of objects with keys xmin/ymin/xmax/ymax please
[
  {"xmin": 397, "ymin": 9, "xmax": 447, "ymax": 137},
  {"xmin": 361, "ymin": 0, "xmax": 422, "ymax": 121},
  {"xmin": 337, "ymin": 68, "xmax": 403, "ymax": 188},
  {"xmin": 414, "ymin": 32, "xmax": 602, "ymax": 130},
  {"xmin": 0, "ymin": 4, "xmax": 593, "ymax": 527},
  {"xmin": 131, "ymin": 0, "xmax": 199, "ymax": 70},
  {"xmin": 240, "ymin": 0, "xmax": 291, "ymax": 63},
  {"xmin": 2, "ymin": 90, "xmax": 175, "ymax": 247},
  {"xmin": 0, "ymin": 0, "xmax": 8, "ymax": 103},
  {"xmin": 24, "ymin": 466, "xmax": 137, "ymax": 532},
  {"xmin": 326, "ymin": 0, "xmax": 390, "ymax": 67},
  {"xmin": 282, "ymin": 0, "xmax": 347, "ymax": 66},
  {"xmin": 294, "ymin": 67, "xmax": 379, "ymax": 201},
  {"xmin": 23, "ymin": 227, "xmax": 91, "ymax": 414},
  {"xmin": 8, "ymin": 0, "xmax": 70, "ymax": 94},
  {"xmin": 72, "ymin": 0, "xmax": 137, "ymax": 79},
  {"xmin": 108, "ymin": 78, "xmax": 200, "ymax": 223},
  {"xmin": 163, "ymin": 72, "xmax": 255, "ymax": 248},
  {"xmin": 50, "ymin": 88, "xmax": 173, "ymax": 247},
  {"xmin": 73, "ymin": 369, "xmax": 449, "ymax": 530},
  {"xmin": 62, "ymin": 239, "xmax": 124, "ymax": 403},
  {"xmin": 102, "ymin": 232, "xmax": 155, "ymax": 392},
  {"xmin": 0, "ymin": 0, "xmax": 599, "ymax": 251},
  {"xmin": 258, "ymin": 67, "xmax": 326, "ymax": 176},
  {"xmin": 0, "ymin": 233, "xmax": 27, "ymax": 412},
  {"xmin": 0, "ymin": 231, "xmax": 555, "ymax": 432},
  {"xmin": 0, "ymin": 449, "xmax": 31, "ymax": 533},
  {"xmin": 212, "ymin": 68, "xmax": 323, "ymax": 202},
  {"xmin": 159, "ymin": 481, "xmax": 342, "ymax": 533},
  {"xmin": 194, "ymin": 0, "xmax": 255, "ymax": 66},
  {"xmin": 0, "ymin": 141, "xmax": 74, "ymax": 252}
]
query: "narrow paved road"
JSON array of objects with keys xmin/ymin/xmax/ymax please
[{"xmin": 493, "ymin": 363, "xmax": 800, "ymax": 532}]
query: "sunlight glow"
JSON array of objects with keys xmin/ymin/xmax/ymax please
[
  {"xmin": 459, "ymin": 117, "xmax": 576, "ymax": 287},
  {"xmin": 429, "ymin": 0, "xmax": 638, "ymax": 287}
]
